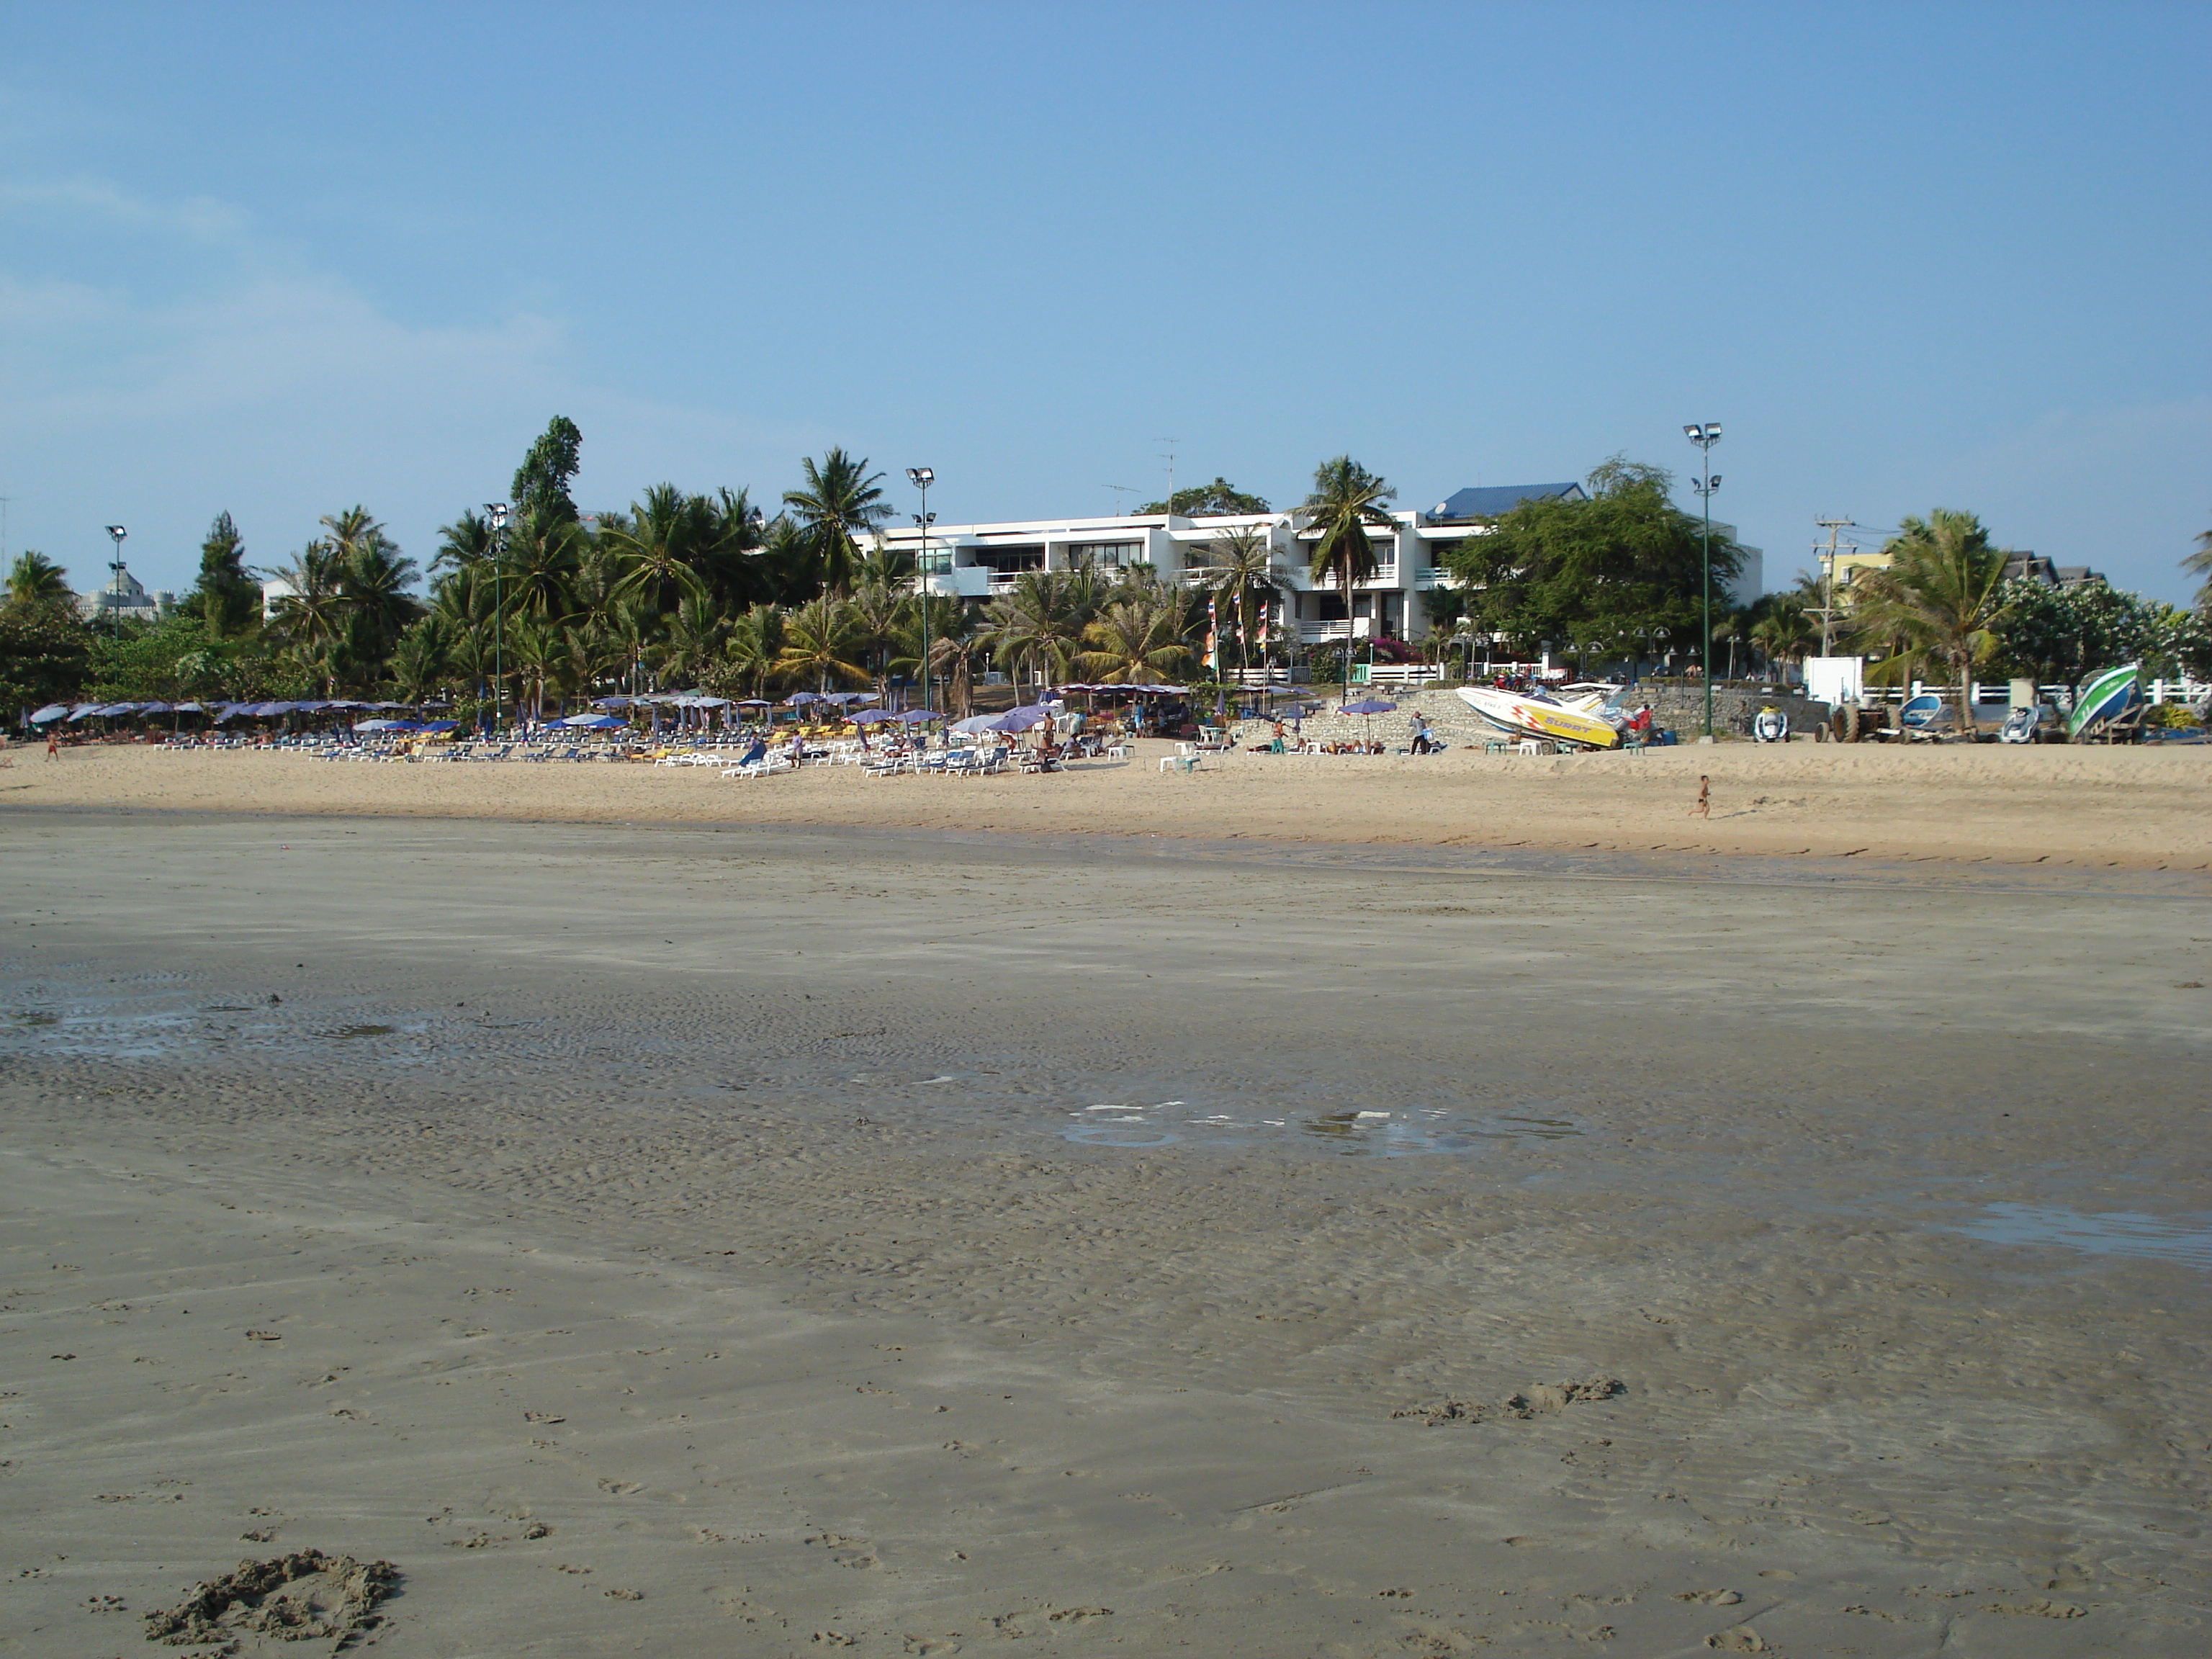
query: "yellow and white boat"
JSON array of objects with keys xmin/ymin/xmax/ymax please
[{"xmin": 1455, "ymin": 685, "xmax": 1623, "ymax": 750}]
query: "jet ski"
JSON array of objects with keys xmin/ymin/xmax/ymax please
[{"xmin": 1455, "ymin": 685, "xmax": 1623, "ymax": 750}]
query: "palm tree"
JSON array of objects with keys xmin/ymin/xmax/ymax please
[
  {"xmin": 501, "ymin": 507, "xmax": 588, "ymax": 624},
  {"xmin": 2185, "ymin": 521, "xmax": 2212, "ymax": 610},
  {"xmin": 843, "ymin": 578, "xmax": 913, "ymax": 701},
  {"xmin": 387, "ymin": 617, "xmax": 451, "ymax": 706},
  {"xmin": 1194, "ymin": 524, "xmax": 1282, "ymax": 676},
  {"xmin": 773, "ymin": 595, "xmax": 869, "ymax": 692},
  {"xmin": 1750, "ymin": 596, "xmax": 1818, "ymax": 677},
  {"xmin": 5, "ymin": 551, "xmax": 71, "ymax": 608},
  {"xmin": 662, "ymin": 593, "xmax": 727, "ymax": 688},
  {"xmin": 1072, "ymin": 595, "xmax": 1197, "ymax": 685},
  {"xmin": 603, "ymin": 485, "xmax": 711, "ymax": 613},
  {"xmin": 985, "ymin": 570, "xmax": 1099, "ymax": 701},
  {"xmin": 431, "ymin": 509, "xmax": 494, "ymax": 577},
  {"xmin": 505, "ymin": 614, "xmax": 564, "ymax": 722},
  {"xmin": 337, "ymin": 538, "xmax": 423, "ymax": 665},
  {"xmin": 269, "ymin": 543, "xmax": 349, "ymax": 693},
  {"xmin": 725, "ymin": 604, "xmax": 786, "ymax": 699},
  {"xmin": 1303, "ymin": 457, "xmax": 1396, "ymax": 696},
  {"xmin": 1849, "ymin": 510, "xmax": 2016, "ymax": 728},
  {"xmin": 782, "ymin": 449, "xmax": 889, "ymax": 595}
]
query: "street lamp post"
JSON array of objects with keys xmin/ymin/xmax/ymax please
[
  {"xmin": 906, "ymin": 469, "xmax": 935, "ymax": 712},
  {"xmin": 485, "ymin": 502, "xmax": 510, "ymax": 736},
  {"xmin": 1682, "ymin": 423, "xmax": 1722, "ymax": 737},
  {"xmin": 104, "ymin": 525, "xmax": 128, "ymax": 590}
]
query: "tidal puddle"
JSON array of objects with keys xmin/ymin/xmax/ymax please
[
  {"xmin": 1061, "ymin": 1100, "xmax": 1587, "ymax": 1157},
  {"xmin": 1955, "ymin": 1202, "xmax": 2212, "ymax": 1269}
]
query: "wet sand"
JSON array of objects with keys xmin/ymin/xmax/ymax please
[
  {"xmin": 2, "ymin": 811, "xmax": 2208, "ymax": 1656},
  {"xmin": 7, "ymin": 738, "xmax": 2211, "ymax": 868}
]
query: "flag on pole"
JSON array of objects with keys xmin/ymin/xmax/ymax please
[{"xmin": 1205, "ymin": 596, "xmax": 1219, "ymax": 673}]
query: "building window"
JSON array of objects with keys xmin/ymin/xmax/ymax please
[{"xmin": 1069, "ymin": 541, "xmax": 1143, "ymax": 569}]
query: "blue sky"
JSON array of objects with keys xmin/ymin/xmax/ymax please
[{"xmin": 3, "ymin": 1, "xmax": 2206, "ymax": 604}]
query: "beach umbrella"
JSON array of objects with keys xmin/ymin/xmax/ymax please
[
  {"xmin": 590, "ymin": 696, "xmax": 637, "ymax": 709},
  {"xmin": 819, "ymin": 691, "xmax": 871, "ymax": 706},
  {"xmin": 1339, "ymin": 698, "xmax": 1397, "ymax": 714},
  {"xmin": 853, "ymin": 707, "xmax": 902, "ymax": 724},
  {"xmin": 948, "ymin": 714, "xmax": 1002, "ymax": 734},
  {"xmin": 559, "ymin": 713, "xmax": 627, "ymax": 729},
  {"xmin": 894, "ymin": 708, "xmax": 940, "ymax": 724},
  {"xmin": 417, "ymin": 719, "xmax": 460, "ymax": 734},
  {"xmin": 989, "ymin": 710, "xmax": 1045, "ymax": 733},
  {"xmin": 28, "ymin": 703, "xmax": 69, "ymax": 724},
  {"xmin": 354, "ymin": 718, "xmax": 416, "ymax": 732},
  {"xmin": 785, "ymin": 691, "xmax": 824, "ymax": 706}
]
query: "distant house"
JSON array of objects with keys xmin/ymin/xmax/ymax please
[
  {"xmin": 76, "ymin": 562, "xmax": 173, "ymax": 624},
  {"xmin": 1427, "ymin": 482, "xmax": 1587, "ymax": 521},
  {"xmin": 2000, "ymin": 552, "xmax": 2104, "ymax": 589}
]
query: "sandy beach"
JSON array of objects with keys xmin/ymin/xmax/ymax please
[
  {"xmin": 3, "ymin": 783, "xmax": 2208, "ymax": 1654},
  {"xmin": 5, "ymin": 739, "xmax": 2211, "ymax": 868}
]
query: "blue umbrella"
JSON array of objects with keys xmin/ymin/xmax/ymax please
[
  {"xmin": 852, "ymin": 707, "xmax": 901, "ymax": 724},
  {"xmin": 559, "ymin": 713, "xmax": 628, "ymax": 729},
  {"xmin": 29, "ymin": 703, "xmax": 70, "ymax": 723},
  {"xmin": 894, "ymin": 708, "xmax": 940, "ymax": 724},
  {"xmin": 354, "ymin": 718, "xmax": 418, "ymax": 732},
  {"xmin": 417, "ymin": 719, "xmax": 461, "ymax": 734}
]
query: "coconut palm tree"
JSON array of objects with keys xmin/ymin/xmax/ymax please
[
  {"xmin": 843, "ymin": 577, "xmax": 912, "ymax": 701},
  {"xmin": 662, "ymin": 593, "xmax": 727, "ymax": 689},
  {"xmin": 725, "ymin": 603, "xmax": 786, "ymax": 699},
  {"xmin": 603, "ymin": 485, "xmax": 711, "ymax": 613},
  {"xmin": 2185, "ymin": 521, "xmax": 2212, "ymax": 610},
  {"xmin": 1303, "ymin": 457, "xmax": 1396, "ymax": 696},
  {"xmin": 1848, "ymin": 510, "xmax": 2016, "ymax": 727},
  {"xmin": 1194, "ymin": 523, "xmax": 1282, "ymax": 676},
  {"xmin": 4, "ymin": 551, "xmax": 71, "ymax": 608},
  {"xmin": 387, "ymin": 617, "xmax": 451, "ymax": 706},
  {"xmin": 985, "ymin": 570, "xmax": 1100, "ymax": 701},
  {"xmin": 1072, "ymin": 595, "xmax": 1197, "ymax": 685},
  {"xmin": 269, "ymin": 543, "xmax": 350, "ymax": 692},
  {"xmin": 1750, "ymin": 596, "xmax": 1818, "ymax": 676},
  {"xmin": 773, "ymin": 595, "xmax": 869, "ymax": 692},
  {"xmin": 782, "ymin": 449, "xmax": 889, "ymax": 595},
  {"xmin": 336, "ymin": 536, "xmax": 423, "ymax": 666}
]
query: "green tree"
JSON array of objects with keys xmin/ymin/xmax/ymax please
[
  {"xmin": 2185, "ymin": 520, "xmax": 2212, "ymax": 610},
  {"xmin": 1136, "ymin": 477, "xmax": 1271, "ymax": 517},
  {"xmin": 603, "ymin": 485, "xmax": 711, "ymax": 613},
  {"xmin": 773, "ymin": 595, "xmax": 869, "ymax": 691},
  {"xmin": 267, "ymin": 542, "xmax": 349, "ymax": 693},
  {"xmin": 1442, "ymin": 457, "xmax": 1738, "ymax": 670},
  {"xmin": 1848, "ymin": 510, "xmax": 2015, "ymax": 727},
  {"xmin": 782, "ymin": 449, "xmax": 889, "ymax": 595},
  {"xmin": 1072, "ymin": 594, "xmax": 1197, "ymax": 684},
  {"xmin": 511, "ymin": 415, "xmax": 584, "ymax": 523},
  {"xmin": 1302, "ymin": 457, "xmax": 1396, "ymax": 696},
  {"xmin": 182, "ymin": 513, "xmax": 261, "ymax": 638},
  {"xmin": 985, "ymin": 570, "xmax": 1101, "ymax": 700},
  {"xmin": 1192, "ymin": 523, "xmax": 1282, "ymax": 674},
  {"xmin": 724, "ymin": 603, "xmax": 786, "ymax": 699},
  {"xmin": 5, "ymin": 551, "xmax": 72, "ymax": 609},
  {"xmin": 0, "ymin": 603, "xmax": 91, "ymax": 714},
  {"xmin": 387, "ymin": 616, "xmax": 452, "ymax": 705}
]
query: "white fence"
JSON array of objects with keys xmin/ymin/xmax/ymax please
[{"xmin": 1866, "ymin": 678, "xmax": 2210, "ymax": 708}]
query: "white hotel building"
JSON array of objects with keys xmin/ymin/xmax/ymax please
[{"xmin": 876, "ymin": 482, "xmax": 1761, "ymax": 647}]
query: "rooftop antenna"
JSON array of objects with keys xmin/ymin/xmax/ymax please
[
  {"xmin": 1155, "ymin": 437, "xmax": 1178, "ymax": 516},
  {"xmin": 1104, "ymin": 485, "xmax": 1135, "ymax": 516}
]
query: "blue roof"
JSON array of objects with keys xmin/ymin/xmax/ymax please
[{"xmin": 1431, "ymin": 482, "xmax": 1586, "ymax": 520}]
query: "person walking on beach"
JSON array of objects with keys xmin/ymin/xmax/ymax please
[
  {"xmin": 46, "ymin": 728, "xmax": 62, "ymax": 760},
  {"xmin": 1690, "ymin": 774, "xmax": 1710, "ymax": 819}
]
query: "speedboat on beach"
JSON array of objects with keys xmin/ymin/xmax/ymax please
[
  {"xmin": 1455, "ymin": 685, "xmax": 1623, "ymax": 750},
  {"xmin": 2067, "ymin": 664, "xmax": 2142, "ymax": 742}
]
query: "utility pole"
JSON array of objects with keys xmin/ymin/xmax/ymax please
[{"xmin": 1812, "ymin": 517, "xmax": 1856, "ymax": 657}]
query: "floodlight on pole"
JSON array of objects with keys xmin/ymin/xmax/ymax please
[
  {"xmin": 104, "ymin": 524, "xmax": 127, "ymax": 575},
  {"xmin": 906, "ymin": 469, "xmax": 935, "ymax": 713},
  {"xmin": 1683, "ymin": 423, "xmax": 1722, "ymax": 738},
  {"xmin": 485, "ymin": 502, "xmax": 511, "ymax": 734}
]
